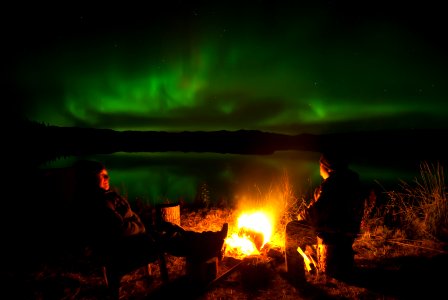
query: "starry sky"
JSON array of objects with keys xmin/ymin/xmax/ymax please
[{"xmin": 6, "ymin": 1, "xmax": 448, "ymax": 135}]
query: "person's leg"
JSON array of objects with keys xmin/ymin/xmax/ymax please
[
  {"xmin": 318, "ymin": 235, "xmax": 355, "ymax": 280},
  {"xmin": 158, "ymin": 222, "xmax": 228, "ymax": 262},
  {"xmin": 115, "ymin": 234, "xmax": 162, "ymax": 267},
  {"xmin": 285, "ymin": 220, "xmax": 316, "ymax": 285}
]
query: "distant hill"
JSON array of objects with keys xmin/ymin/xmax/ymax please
[{"xmin": 10, "ymin": 120, "xmax": 448, "ymax": 167}]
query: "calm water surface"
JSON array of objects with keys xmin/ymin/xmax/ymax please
[{"xmin": 43, "ymin": 151, "xmax": 425, "ymax": 206}]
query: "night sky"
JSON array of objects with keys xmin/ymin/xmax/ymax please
[{"xmin": 6, "ymin": 1, "xmax": 448, "ymax": 135}]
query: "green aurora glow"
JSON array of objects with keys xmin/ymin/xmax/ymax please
[{"xmin": 9, "ymin": 2, "xmax": 447, "ymax": 134}]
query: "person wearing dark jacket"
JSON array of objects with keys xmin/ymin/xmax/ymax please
[
  {"xmin": 285, "ymin": 151, "xmax": 364, "ymax": 283},
  {"xmin": 70, "ymin": 159, "xmax": 228, "ymax": 287}
]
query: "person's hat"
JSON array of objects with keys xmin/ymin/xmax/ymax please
[{"xmin": 319, "ymin": 151, "xmax": 349, "ymax": 171}]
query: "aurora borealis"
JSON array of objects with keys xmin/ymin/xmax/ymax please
[{"xmin": 8, "ymin": 1, "xmax": 448, "ymax": 134}]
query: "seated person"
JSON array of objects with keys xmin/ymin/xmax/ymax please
[
  {"xmin": 70, "ymin": 159, "xmax": 228, "ymax": 277},
  {"xmin": 285, "ymin": 151, "xmax": 364, "ymax": 282}
]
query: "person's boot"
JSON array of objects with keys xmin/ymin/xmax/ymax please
[
  {"xmin": 207, "ymin": 222, "xmax": 229, "ymax": 261},
  {"xmin": 184, "ymin": 223, "xmax": 229, "ymax": 263}
]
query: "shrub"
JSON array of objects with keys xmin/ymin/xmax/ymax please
[{"xmin": 382, "ymin": 161, "xmax": 447, "ymax": 242}]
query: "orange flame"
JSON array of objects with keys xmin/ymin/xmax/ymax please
[
  {"xmin": 297, "ymin": 246, "xmax": 317, "ymax": 273},
  {"xmin": 224, "ymin": 211, "xmax": 273, "ymax": 259}
]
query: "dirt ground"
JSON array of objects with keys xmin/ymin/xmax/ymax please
[{"xmin": 3, "ymin": 246, "xmax": 447, "ymax": 300}]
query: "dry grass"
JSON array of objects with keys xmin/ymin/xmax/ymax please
[{"xmin": 381, "ymin": 161, "xmax": 448, "ymax": 242}]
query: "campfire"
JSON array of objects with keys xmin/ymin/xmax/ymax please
[
  {"xmin": 213, "ymin": 209, "xmax": 287, "ymax": 290},
  {"xmin": 220, "ymin": 208, "xmax": 319, "ymax": 274},
  {"xmin": 224, "ymin": 211, "xmax": 276, "ymax": 259}
]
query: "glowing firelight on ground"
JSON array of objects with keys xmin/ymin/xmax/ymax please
[{"xmin": 224, "ymin": 211, "xmax": 273, "ymax": 259}]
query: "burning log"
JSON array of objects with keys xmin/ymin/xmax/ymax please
[
  {"xmin": 238, "ymin": 228, "xmax": 264, "ymax": 251},
  {"xmin": 224, "ymin": 210, "xmax": 275, "ymax": 259}
]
